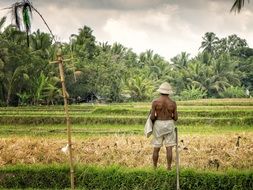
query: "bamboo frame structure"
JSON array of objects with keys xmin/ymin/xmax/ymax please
[
  {"xmin": 4, "ymin": 1, "xmax": 75, "ymax": 188},
  {"xmin": 51, "ymin": 50, "xmax": 75, "ymax": 189}
]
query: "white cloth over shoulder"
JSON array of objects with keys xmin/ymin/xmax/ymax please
[
  {"xmin": 144, "ymin": 115, "xmax": 153, "ymax": 138},
  {"xmin": 153, "ymin": 120, "xmax": 175, "ymax": 138}
]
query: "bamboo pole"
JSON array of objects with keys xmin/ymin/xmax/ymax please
[
  {"xmin": 56, "ymin": 51, "xmax": 75, "ymax": 189},
  {"xmin": 175, "ymin": 127, "xmax": 180, "ymax": 190}
]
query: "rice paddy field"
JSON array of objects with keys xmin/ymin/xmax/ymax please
[{"xmin": 0, "ymin": 98, "xmax": 253, "ymax": 189}]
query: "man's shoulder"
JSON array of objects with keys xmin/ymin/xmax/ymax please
[
  {"xmin": 152, "ymin": 98, "xmax": 160, "ymax": 105},
  {"xmin": 172, "ymin": 100, "xmax": 177, "ymax": 106},
  {"xmin": 168, "ymin": 98, "xmax": 177, "ymax": 107},
  {"xmin": 171, "ymin": 99, "xmax": 177, "ymax": 105}
]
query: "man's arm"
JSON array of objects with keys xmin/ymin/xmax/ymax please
[
  {"xmin": 150, "ymin": 101, "xmax": 156, "ymax": 121},
  {"xmin": 173, "ymin": 103, "xmax": 178, "ymax": 121}
]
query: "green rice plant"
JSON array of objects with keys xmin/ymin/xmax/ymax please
[
  {"xmin": 0, "ymin": 115, "xmax": 252, "ymax": 126},
  {"xmin": 1, "ymin": 124, "xmax": 253, "ymax": 138},
  {"xmin": 1, "ymin": 99, "xmax": 253, "ymax": 112},
  {"xmin": 177, "ymin": 98, "xmax": 253, "ymax": 106},
  {"xmin": 0, "ymin": 165, "xmax": 252, "ymax": 190},
  {"xmin": 1, "ymin": 106, "xmax": 253, "ymax": 119}
]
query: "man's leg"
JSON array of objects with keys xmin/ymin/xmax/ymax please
[
  {"xmin": 153, "ymin": 147, "xmax": 161, "ymax": 169},
  {"xmin": 166, "ymin": 146, "xmax": 173, "ymax": 170}
]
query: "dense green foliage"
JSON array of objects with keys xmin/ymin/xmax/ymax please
[
  {"xmin": 0, "ymin": 165, "xmax": 252, "ymax": 190},
  {"xmin": 1, "ymin": 18, "xmax": 253, "ymax": 106}
]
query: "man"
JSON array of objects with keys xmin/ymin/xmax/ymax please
[{"xmin": 150, "ymin": 82, "xmax": 178, "ymax": 170}]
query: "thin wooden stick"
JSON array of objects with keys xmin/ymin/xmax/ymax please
[
  {"xmin": 175, "ymin": 127, "xmax": 180, "ymax": 190},
  {"xmin": 57, "ymin": 51, "xmax": 75, "ymax": 190}
]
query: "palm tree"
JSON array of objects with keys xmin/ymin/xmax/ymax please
[
  {"xmin": 4, "ymin": 1, "xmax": 56, "ymax": 46},
  {"xmin": 44, "ymin": 78, "xmax": 61, "ymax": 105},
  {"xmin": 5, "ymin": 66, "xmax": 28, "ymax": 105},
  {"xmin": 231, "ymin": 0, "xmax": 250, "ymax": 13},
  {"xmin": 171, "ymin": 52, "xmax": 190, "ymax": 69},
  {"xmin": 30, "ymin": 29, "xmax": 52, "ymax": 51},
  {"xmin": 123, "ymin": 75, "xmax": 154, "ymax": 101},
  {"xmin": 111, "ymin": 43, "xmax": 127, "ymax": 56},
  {"xmin": 227, "ymin": 34, "xmax": 248, "ymax": 53},
  {"xmin": 139, "ymin": 50, "xmax": 155, "ymax": 66},
  {"xmin": 0, "ymin": 17, "xmax": 6, "ymax": 32},
  {"xmin": 7, "ymin": 1, "xmax": 33, "ymax": 46},
  {"xmin": 98, "ymin": 42, "xmax": 111, "ymax": 53},
  {"xmin": 71, "ymin": 26, "xmax": 96, "ymax": 60},
  {"xmin": 199, "ymin": 32, "xmax": 219, "ymax": 56},
  {"xmin": 204, "ymin": 55, "xmax": 241, "ymax": 96}
]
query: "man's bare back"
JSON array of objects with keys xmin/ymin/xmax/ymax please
[{"xmin": 150, "ymin": 95, "xmax": 178, "ymax": 121}]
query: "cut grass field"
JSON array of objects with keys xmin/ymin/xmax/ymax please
[
  {"xmin": 1, "ymin": 133, "xmax": 253, "ymax": 170},
  {"xmin": 0, "ymin": 98, "xmax": 252, "ymax": 189}
]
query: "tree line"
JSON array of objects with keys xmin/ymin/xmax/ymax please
[{"xmin": 0, "ymin": 17, "xmax": 252, "ymax": 106}]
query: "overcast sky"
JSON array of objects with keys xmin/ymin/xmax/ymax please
[{"xmin": 1, "ymin": 0, "xmax": 253, "ymax": 59}]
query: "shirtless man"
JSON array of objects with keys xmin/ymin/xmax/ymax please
[{"xmin": 150, "ymin": 82, "xmax": 178, "ymax": 170}]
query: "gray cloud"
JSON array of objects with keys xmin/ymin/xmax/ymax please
[
  {"xmin": 1, "ymin": 0, "xmax": 252, "ymax": 11},
  {"xmin": 29, "ymin": 0, "xmax": 169, "ymax": 10}
]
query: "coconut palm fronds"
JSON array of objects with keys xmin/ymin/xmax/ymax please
[
  {"xmin": 22, "ymin": 2, "xmax": 32, "ymax": 46},
  {"xmin": 9, "ymin": 1, "xmax": 33, "ymax": 46},
  {"xmin": 0, "ymin": 17, "xmax": 6, "ymax": 28},
  {"xmin": 13, "ymin": 2, "xmax": 22, "ymax": 30},
  {"xmin": 230, "ymin": 0, "xmax": 250, "ymax": 13},
  {"xmin": 22, "ymin": 2, "xmax": 32, "ymax": 32},
  {"xmin": 14, "ymin": 3, "xmax": 20, "ymax": 30},
  {"xmin": 4, "ymin": 0, "xmax": 56, "ymax": 44}
]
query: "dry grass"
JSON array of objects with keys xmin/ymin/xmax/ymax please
[{"xmin": 1, "ymin": 133, "xmax": 253, "ymax": 171}]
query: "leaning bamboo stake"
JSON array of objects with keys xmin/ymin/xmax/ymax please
[
  {"xmin": 4, "ymin": 1, "xmax": 75, "ymax": 188},
  {"xmin": 56, "ymin": 50, "xmax": 75, "ymax": 189},
  {"xmin": 175, "ymin": 127, "xmax": 180, "ymax": 190}
]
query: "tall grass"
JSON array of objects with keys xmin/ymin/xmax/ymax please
[{"xmin": 0, "ymin": 165, "xmax": 253, "ymax": 190}]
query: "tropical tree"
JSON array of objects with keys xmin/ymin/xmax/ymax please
[
  {"xmin": 180, "ymin": 85, "xmax": 207, "ymax": 100},
  {"xmin": 237, "ymin": 50, "xmax": 253, "ymax": 92},
  {"xmin": 0, "ymin": 17, "xmax": 6, "ymax": 32},
  {"xmin": 206, "ymin": 54, "xmax": 241, "ymax": 96},
  {"xmin": 219, "ymin": 86, "xmax": 246, "ymax": 98},
  {"xmin": 31, "ymin": 72, "xmax": 49, "ymax": 105},
  {"xmin": 199, "ymin": 32, "xmax": 219, "ymax": 56},
  {"xmin": 43, "ymin": 77, "xmax": 61, "ymax": 105},
  {"xmin": 139, "ymin": 50, "xmax": 154, "ymax": 66},
  {"xmin": 8, "ymin": 1, "xmax": 33, "ymax": 46},
  {"xmin": 171, "ymin": 52, "xmax": 190, "ymax": 68},
  {"xmin": 231, "ymin": 0, "xmax": 250, "ymax": 13},
  {"xmin": 17, "ymin": 92, "xmax": 30, "ymax": 105},
  {"xmin": 30, "ymin": 29, "xmax": 52, "ymax": 52},
  {"xmin": 5, "ymin": 65, "xmax": 29, "ymax": 105},
  {"xmin": 71, "ymin": 26, "xmax": 96, "ymax": 60},
  {"xmin": 122, "ymin": 75, "xmax": 154, "ymax": 101},
  {"xmin": 0, "ymin": 25, "xmax": 31, "ymax": 105}
]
